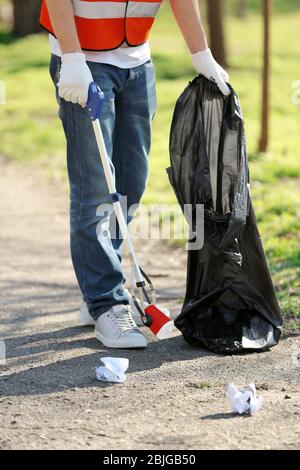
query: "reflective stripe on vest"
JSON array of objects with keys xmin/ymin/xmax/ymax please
[
  {"xmin": 40, "ymin": 0, "xmax": 163, "ymax": 52},
  {"xmin": 72, "ymin": 1, "xmax": 161, "ymax": 19}
]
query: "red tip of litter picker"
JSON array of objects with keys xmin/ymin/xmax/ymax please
[{"xmin": 145, "ymin": 304, "xmax": 175, "ymax": 339}]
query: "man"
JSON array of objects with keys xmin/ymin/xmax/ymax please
[{"xmin": 41, "ymin": 0, "xmax": 230, "ymax": 349}]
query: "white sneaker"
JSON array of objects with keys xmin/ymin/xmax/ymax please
[
  {"xmin": 79, "ymin": 301, "xmax": 96, "ymax": 326},
  {"xmin": 95, "ymin": 304, "xmax": 148, "ymax": 349},
  {"xmin": 79, "ymin": 291, "xmax": 171, "ymax": 327},
  {"xmin": 79, "ymin": 291, "xmax": 145, "ymax": 327}
]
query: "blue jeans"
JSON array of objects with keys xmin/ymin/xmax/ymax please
[{"xmin": 49, "ymin": 55, "xmax": 156, "ymax": 319}]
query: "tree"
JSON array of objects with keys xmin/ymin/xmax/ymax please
[
  {"xmin": 259, "ymin": 0, "xmax": 272, "ymax": 152},
  {"xmin": 12, "ymin": 0, "xmax": 42, "ymax": 37},
  {"xmin": 206, "ymin": 0, "xmax": 228, "ymax": 67}
]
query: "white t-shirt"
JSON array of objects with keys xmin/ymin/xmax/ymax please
[{"xmin": 49, "ymin": 35, "xmax": 151, "ymax": 69}]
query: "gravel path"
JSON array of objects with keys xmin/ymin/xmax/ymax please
[{"xmin": 0, "ymin": 157, "xmax": 299, "ymax": 450}]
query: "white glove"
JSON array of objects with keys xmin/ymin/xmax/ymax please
[
  {"xmin": 58, "ymin": 52, "xmax": 93, "ymax": 107},
  {"xmin": 192, "ymin": 48, "xmax": 231, "ymax": 96}
]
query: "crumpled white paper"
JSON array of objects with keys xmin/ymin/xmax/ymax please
[
  {"xmin": 225, "ymin": 383, "xmax": 263, "ymax": 415},
  {"xmin": 95, "ymin": 357, "xmax": 129, "ymax": 383}
]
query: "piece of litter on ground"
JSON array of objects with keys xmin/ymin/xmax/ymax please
[
  {"xmin": 95, "ymin": 357, "xmax": 129, "ymax": 383},
  {"xmin": 225, "ymin": 383, "xmax": 263, "ymax": 415}
]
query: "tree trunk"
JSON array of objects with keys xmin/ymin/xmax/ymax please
[
  {"xmin": 206, "ymin": 0, "xmax": 227, "ymax": 67},
  {"xmin": 12, "ymin": 0, "xmax": 42, "ymax": 37},
  {"xmin": 259, "ymin": 0, "xmax": 272, "ymax": 152}
]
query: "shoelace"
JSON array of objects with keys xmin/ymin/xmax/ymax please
[{"xmin": 109, "ymin": 305, "xmax": 137, "ymax": 333}]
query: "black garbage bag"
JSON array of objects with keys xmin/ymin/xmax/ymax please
[{"xmin": 167, "ymin": 76, "xmax": 283, "ymax": 354}]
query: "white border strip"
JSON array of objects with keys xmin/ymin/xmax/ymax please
[
  {"xmin": 73, "ymin": 0, "xmax": 161, "ymax": 19},
  {"xmin": 73, "ymin": 1, "xmax": 127, "ymax": 19}
]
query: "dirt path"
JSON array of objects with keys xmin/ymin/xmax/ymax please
[{"xmin": 0, "ymin": 157, "xmax": 299, "ymax": 450}]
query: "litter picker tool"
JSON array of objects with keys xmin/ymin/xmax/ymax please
[{"xmin": 87, "ymin": 82, "xmax": 174, "ymax": 339}]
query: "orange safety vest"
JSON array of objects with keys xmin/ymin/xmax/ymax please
[{"xmin": 40, "ymin": 0, "xmax": 163, "ymax": 51}]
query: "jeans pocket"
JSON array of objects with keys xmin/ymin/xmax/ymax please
[
  {"xmin": 49, "ymin": 54, "xmax": 62, "ymax": 108},
  {"xmin": 49, "ymin": 54, "xmax": 61, "ymax": 85}
]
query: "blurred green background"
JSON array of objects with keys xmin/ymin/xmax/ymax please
[{"xmin": 0, "ymin": 0, "xmax": 299, "ymax": 325}]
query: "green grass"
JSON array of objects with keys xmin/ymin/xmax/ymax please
[{"xmin": 0, "ymin": 3, "xmax": 299, "ymax": 325}]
